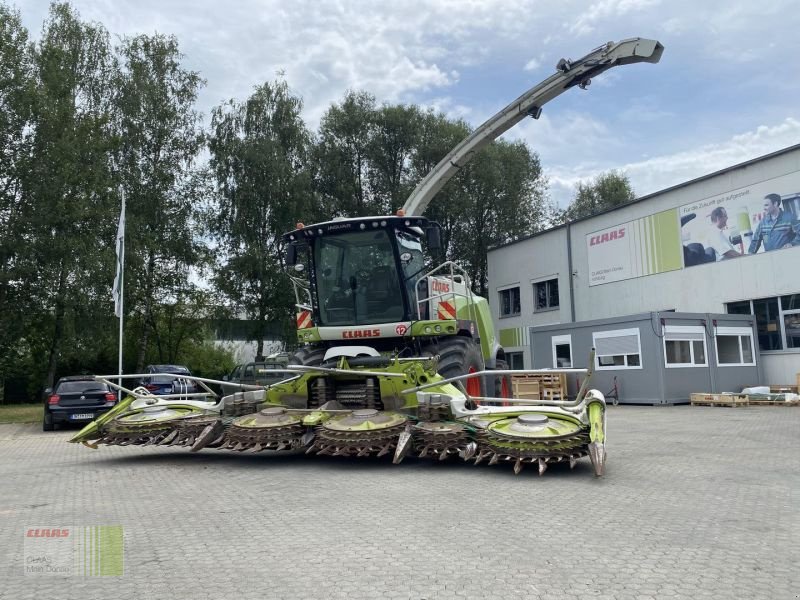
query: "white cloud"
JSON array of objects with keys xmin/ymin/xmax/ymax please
[
  {"xmin": 546, "ymin": 118, "xmax": 800, "ymax": 208},
  {"xmin": 523, "ymin": 57, "xmax": 541, "ymax": 71},
  {"xmin": 16, "ymin": 0, "xmax": 800, "ymax": 210},
  {"xmin": 627, "ymin": 118, "xmax": 800, "ymax": 194},
  {"xmin": 568, "ymin": 0, "xmax": 662, "ymax": 36},
  {"xmin": 419, "ymin": 97, "xmax": 474, "ymax": 121},
  {"xmin": 505, "ymin": 110, "xmax": 619, "ymax": 168}
]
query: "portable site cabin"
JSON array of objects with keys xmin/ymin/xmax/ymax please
[{"xmin": 529, "ymin": 311, "xmax": 760, "ymax": 404}]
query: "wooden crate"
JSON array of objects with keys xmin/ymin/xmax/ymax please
[
  {"xmin": 511, "ymin": 373, "xmax": 566, "ymax": 401},
  {"xmin": 511, "ymin": 378, "xmax": 540, "ymax": 400},
  {"xmin": 769, "ymin": 385, "xmax": 798, "ymax": 394},
  {"xmin": 690, "ymin": 393, "xmax": 749, "ymax": 407}
]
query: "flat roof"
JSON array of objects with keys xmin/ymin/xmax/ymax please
[
  {"xmin": 528, "ymin": 311, "xmax": 754, "ymax": 334},
  {"xmin": 489, "ymin": 142, "xmax": 800, "ymax": 252}
]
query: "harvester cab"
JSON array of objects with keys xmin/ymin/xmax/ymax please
[
  {"xmin": 285, "ymin": 215, "xmax": 439, "ymax": 331},
  {"xmin": 283, "ymin": 214, "xmax": 497, "ymax": 396}
]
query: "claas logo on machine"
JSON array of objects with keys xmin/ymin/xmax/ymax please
[
  {"xmin": 431, "ymin": 279, "xmax": 450, "ymax": 293},
  {"xmin": 342, "ymin": 329, "xmax": 381, "ymax": 339}
]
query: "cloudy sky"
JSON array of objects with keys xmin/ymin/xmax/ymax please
[{"xmin": 15, "ymin": 0, "xmax": 800, "ymax": 208}]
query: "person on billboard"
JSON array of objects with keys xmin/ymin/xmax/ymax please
[
  {"xmin": 708, "ymin": 207, "xmax": 742, "ymax": 260},
  {"xmin": 748, "ymin": 193, "xmax": 798, "ymax": 253}
]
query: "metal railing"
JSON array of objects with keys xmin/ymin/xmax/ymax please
[{"xmin": 414, "ymin": 261, "xmax": 479, "ymax": 327}]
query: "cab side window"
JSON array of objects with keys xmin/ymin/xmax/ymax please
[{"xmin": 244, "ymin": 364, "xmax": 254, "ymax": 378}]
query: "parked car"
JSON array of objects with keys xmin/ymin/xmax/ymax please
[
  {"xmin": 139, "ymin": 364, "xmax": 199, "ymax": 396},
  {"xmin": 222, "ymin": 354, "xmax": 290, "ymax": 395},
  {"xmin": 43, "ymin": 376, "xmax": 117, "ymax": 431}
]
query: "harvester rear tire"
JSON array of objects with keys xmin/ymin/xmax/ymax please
[
  {"xmin": 289, "ymin": 345, "xmax": 326, "ymax": 366},
  {"xmin": 493, "ymin": 358, "xmax": 512, "ymax": 401},
  {"xmin": 422, "ymin": 336, "xmax": 486, "ymax": 397}
]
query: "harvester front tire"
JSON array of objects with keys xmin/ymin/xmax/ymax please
[
  {"xmin": 289, "ymin": 345, "xmax": 326, "ymax": 366},
  {"xmin": 494, "ymin": 358, "xmax": 512, "ymax": 401},
  {"xmin": 423, "ymin": 337, "xmax": 486, "ymax": 397}
]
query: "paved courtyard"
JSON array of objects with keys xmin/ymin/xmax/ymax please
[{"xmin": 0, "ymin": 405, "xmax": 797, "ymax": 600}]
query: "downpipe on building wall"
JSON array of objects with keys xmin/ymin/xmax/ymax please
[{"xmin": 567, "ymin": 222, "xmax": 576, "ymax": 323}]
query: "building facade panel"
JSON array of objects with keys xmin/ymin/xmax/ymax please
[{"xmin": 489, "ymin": 145, "xmax": 800, "ymax": 384}]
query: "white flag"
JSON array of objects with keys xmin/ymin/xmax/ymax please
[{"xmin": 113, "ymin": 196, "xmax": 125, "ymax": 318}]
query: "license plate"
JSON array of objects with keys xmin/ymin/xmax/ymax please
[{"xmin": 70, "ymin": 413, "xmax": 94, "ymax": 420}]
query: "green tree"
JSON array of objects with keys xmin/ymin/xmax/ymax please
[
  {"xmin": 314, "ymin": 94, "xmax": 550, "ymax": 296},
  {"xmin": 367, "ymin": 103, "xmax": 421, "ymax": 211},
  {"xmin": 113, "ymin": 33, "xmax": 207, "ymax": 372},
  {"xmin": 314, "ymin": 92, "xmax": 423, "ymax": 217},
  {"xmin": 408, "ymin": 111, "xmax": 471, "ymax": 265},
  {"xmin": 446, "ymin": 140, "xmax": 548, "ymax": 295},
  {"xmin": 0, "ymin": 3, "xmax": 36, "ymax": 399},
  {"xmin": 313, "ymin": 90, "xmax": 376, "ymax": 217},
  {"xmin": 26, "ymin": 2, "xmax": 118, "ymax": 390},
  {"xmin": 208, "ymin": 79, "xmax": 313, "ymax": 357},
  {"xmin": 563, "ymin": 170, "xmax": 635, "ymax": 222}
]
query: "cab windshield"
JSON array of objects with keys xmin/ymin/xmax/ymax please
[
  {"xmin": 314, "ymin": 229, "xmax": 405, "ymax": 326},
  {"xmin": 397, "ymin": 230, "xmax": 425, "ymax": 315}
]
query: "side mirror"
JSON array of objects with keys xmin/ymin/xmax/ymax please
[
  {"xmin": 426, "ymin": 226, "xmax": 441, "ymax": 251},
  {"xmin": 286, "ymin": 243, "xmax": 297, "ymax": 265},
  {"xmin": 44, "ymin": 387, "xmax": 52, "ymax": 396},
  {"xmin": 222, "ymin": 375, "xmax": 229, "ymax": 381}
]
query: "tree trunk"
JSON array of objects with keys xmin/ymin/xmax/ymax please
[
  {"xmin": 255, "ymin": 301, "xmax": 266, "ymax": 359},
  {"xmin": 136, "ymin": 252, "xmax": 157, "ymax": 372},
  {"xmin": 44, "ymin": 259, "xmax": 68, "ymax": 390}
]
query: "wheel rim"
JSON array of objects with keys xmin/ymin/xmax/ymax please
[{"xmin": 466, "ymin": 366, "xmax": 481, "ymax": 397}]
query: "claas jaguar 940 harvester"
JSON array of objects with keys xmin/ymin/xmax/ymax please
[{"xmin": 71, "ymin": 38, "xmax": 664, "ymax": 476}]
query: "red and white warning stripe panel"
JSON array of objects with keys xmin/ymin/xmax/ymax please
[
  {"xmin": 437, "ymin": 300, "xmax": 456, "ymax": 320},
  {"xmin": 296, "ymin": 310, "xmax": 313, "ymax": 330}
]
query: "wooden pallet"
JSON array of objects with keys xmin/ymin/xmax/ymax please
[
  {"xmin": 511, "ymin": 373, "xmax": 566, "ymax": 401},
  {"xmin": 690, "ymin": 393, "xmax": 749, "ymax": 407},
  {"xmin": 748, "ymin": 395, "xmax": 800, "ymax": 407}
]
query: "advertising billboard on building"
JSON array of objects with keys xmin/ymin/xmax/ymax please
[
  {"xmin": 587, "ymin": 172, "xmax": 800, "ymax": 286},
  {"xmin": 680, "ymin": 172, "xmax": 800, "ymax": 266},
  {"xmin": 587, "ymin": 208, "xmax": 682, "ymax": 286}
]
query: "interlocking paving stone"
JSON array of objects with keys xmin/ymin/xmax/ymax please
[{"xmin": 0, "ymin": 405, "xmax": 797, "ymax": 599}]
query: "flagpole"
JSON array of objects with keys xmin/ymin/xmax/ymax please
[{"xmin": 117, "ymin": 192, "xmax": 126, "ymax": 398}]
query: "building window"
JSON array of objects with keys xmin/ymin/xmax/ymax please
[
  {"xmin": 715, "ymin": 326, "xmax": 756, "ymax": 366},
  {"xmin": 726, "ymin": 293, "xmax": 800, "ymax": 351},
  {"xmin": 593, "ymin": 328, "xmax": 642, "ymax": 370},
  {"xmin": 663, "ymin": 326, "xmax": 707, "ymax": 368},
  {"xmin": 499, "ymin": 287, "xmax": 521, "ymax": 317},
  {"xmin": 752, "ymin": 297, "xmax": 781, "ymax": 350},
  {"xmin": 506, "ymin": 352, "xmax": 524, "ymax": 370},
  {"xmin": 534, "ymin": 278, "xmax": 559, "ymax": 311},
  {"xmin": 551, "ymin": 334, "xmax": 572, "ymax": 368},
  {"xmin": 782, "ymin": 294, "xmax": 800, "ymax": 349}
]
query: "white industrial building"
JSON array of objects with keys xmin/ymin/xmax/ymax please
[{"xmin": 488, "ymin": 144, "xmax": 800, "ymax": 395}]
